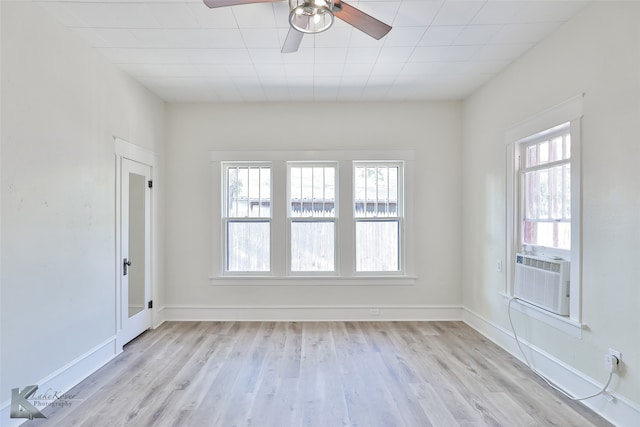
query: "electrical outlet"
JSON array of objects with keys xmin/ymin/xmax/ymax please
[
  {"xmin": 369, "ymin": 308, "xmax": 380, "ymax": 316},
  {"xmin": 605, "ymin": 348, "xmax": 621, "ymax": 373},
  {"xmin": 609, "ymin": 348, "xmax": 622, "ymax": 361},
  {"xmin": 609, "ymin": 348, "xmax": 622, "ymax": 364}
]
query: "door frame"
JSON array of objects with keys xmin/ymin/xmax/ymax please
[{"xmin": 115, "ymin": 137, "xmax": 159, "ymax": 352}]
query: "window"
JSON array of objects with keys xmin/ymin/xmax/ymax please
[
  {"xmin": 212, "ymin": 150, "xmax": 414, "ymax": 282},
  {"xmin": 519, "ymin": 125, "xmax": 571, "ymax": 254},
  {"xmin": 288, "ymin": 163, "xmax": 337, "ymax": 273},
  {"xmin": 506, "ymin": 94, "xmax": 583, "ymax": 323},
  {"xmin": 354, "ymin": 162, "xmax": 403, "ymax": 272},
  {"xmin": 222, "ymin": 163, "xmax": 271, "ymax": 273}
]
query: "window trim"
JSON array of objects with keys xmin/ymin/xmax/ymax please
[
  {"xmin": 352, "ymin": 160, "xmax": 405, "ymax": 275},
  {"xmin": 286, "ymin": 161, "xmax": 339, "ymax": 276},
  {"xmin": 505, "ymin": 94, "xmax": 583, "ymax": 323},
  {"xmin": 221, "ymin": 161, "xmax": 273, "ymax": 275},
  {"xmin": 210, "ymin": 149, "xmax": 416, "ymax": 284},
  {"xmin": 517, "ymin": 123, "xmax": 572, "ymax": 258}
]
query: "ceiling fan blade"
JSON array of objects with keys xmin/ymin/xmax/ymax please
[
  {"xmin": 203, "ymin": 0, "xmax": 279, "ymax": 8},
  {"xmin": 282, "ymin": 27, "xmax": 304, "ymax": 53},
  {"xmin": 334, "ymin": 0, "xmax": 392, "ymax": 40}
]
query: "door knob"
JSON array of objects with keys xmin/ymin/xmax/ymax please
[{"xmin": 123, "ymin": 258, "xmax": 132, "ymax": 276}]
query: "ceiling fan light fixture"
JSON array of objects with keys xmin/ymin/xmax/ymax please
[{"xmin": 289, "ymin": 0, "xmax": 335, "ymax": 34}]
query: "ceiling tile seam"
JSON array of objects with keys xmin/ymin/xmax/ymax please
[
  {"xmin": 186, "ymin": 7, "xmax": 203, "ymax": 31},
  {"xmin": 338, "ymin": 19, "xmax": 359, "ymax": 100},
  {"xmin": 233, "ymin": 5, "xmax": 274, "ymax": 101},
  {"xmin": 381, "ymin": 0, "xmax": 447, "ymax": 92},
  {"xmin": 213, "ymin": 5, "xmax": 252, "ymax": 102},
  {"xmin": 312, "ymin": 36, "xmax": 318, "ymax": 102}
]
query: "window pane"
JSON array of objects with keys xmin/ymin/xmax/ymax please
[
  {"xmin": 523, "ymin": 221, "xmax": 570, "ymax": 250},
  {"xmin": 524, "ymin": 169, "xmax": 549, "ymax": 219},
  {"xmin": 227, "ymin": 166, "xmax": 271, "ymax": 218},
  {"xmin": 563, "ymin": 164, "xmax": 571, "ymax": 219},
  {"xmin": 354, "ymin": 167, "xmax": 366, "ymax": 216},
  {"xmin": 290, "ymin": 221, "xmax": 335, "ymax": 272},
  {"xmin": 354, "ymin": 165, "xmax": 399, "ymax": 217},
  {"xmin": 550, "ymin": 165, "xmax": 564, "ymax": 220},
  {"xmin": 290, "ymin": 166, "xmax": 335, "ymax": 218},
  {"xmin": 356, "ymin": 220, "xmax": 399, "ymax": 272},
  {"xmin": 227, "ymin": 221, "xmax": 270, "ymax": 272},
  {"xmin": 526, "ymin": 145, "xmax": 537, "ymax": 168},
  {"xmin": 539, "ymin": 141, "xmax": 549, "ymax": 163},
  {"xmin": 524, "ymin": 171, "xmax": 536, "ymax": 219},
  {"xmin": 525, "ymin": 165, "xmax": 569, "ymax": 223},
  {"xmin": 550, "ymin": 137, "xmax": 563, "ymax": 162}
]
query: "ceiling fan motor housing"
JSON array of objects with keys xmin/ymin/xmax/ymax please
[{"xmin": 289, "ymin": 0, "xmax": 335, "ymax": 33}]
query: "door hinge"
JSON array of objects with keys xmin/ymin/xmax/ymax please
[
  {"xmin": 148, "ymin": 300, "xmax": 153, "ymax": 309},
  {"xmin": 148, "ymin": 180, "xmax": 153, "ymax": 189}
]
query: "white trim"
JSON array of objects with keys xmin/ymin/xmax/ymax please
[
  {"xmin": 286, "ymin": 161, "xmax": 339, "ymax": 275},
  {"xmin": 209, "ymin": 275, "xmax": 417, "ymax": 285},
  {"xmin": 210, "ymin": 149, "xmax": 415, "ymax": 162},
  {"xmin": 154, "ymin": 306, "xmax": 167, "ymax": 329},
  {"xmin": 463, "ymin": 308, "xmax": 640, "ymax": 427},
  {"xmin": 505, "ymin": 94, "xmax": 584, "ymax": 143},
  {"xmin": 161, "ymin": 304, "xmax": 462, "ymax": 322},
  {"xmin": 115, "ymin": 137, "xmax": 157, "ymax": 166},
  {"xmin": 211, "ymin": 149, "xmax": 416, "ymax": 280},
  {"xmin": 504, "ymin": 96, "xmax": 583, "ymax": 323},
  {"xmin": 499, "ymin": 293, "xmax": 584, "ymax": 338},
  {"xmin": 0, "ymin": 336, "xmax": 117, "ymax": 426},
  {"xmin": 352, "ymin": 161, "xmax": 405, "ymax": 274},
  {"xmin": 568, "ymin": 118, "xmax": 582, "ymax": 319},
  {"xmin": 114, "ymin": 137, "xmax": 159, "ymax": 348}
]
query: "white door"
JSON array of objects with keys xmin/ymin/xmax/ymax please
[{"xmin": 119, "ymin": 158, "xmax": 152, "ymax": 346}]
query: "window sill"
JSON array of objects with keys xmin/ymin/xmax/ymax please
[
  {"xmin": 500, "ymin": 293, "xmax": 584, "ymax": 339},
  {"xmin": 209, "ymin": 275, "xmax": 417, "ymax": 286}
]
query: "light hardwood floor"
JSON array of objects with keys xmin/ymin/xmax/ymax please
[{"xmin": 26, "ymin": 321, "xmax": 612, "ymax": 427}]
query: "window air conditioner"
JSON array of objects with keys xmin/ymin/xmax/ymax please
[{"xmin": 514, "ymin": 253, "xmax": 570, "ymax": 316}]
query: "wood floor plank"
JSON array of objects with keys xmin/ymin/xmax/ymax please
[
  {"xmin": 24, "ymin": 321, "xmax": 613, "ymax": 427},
  {"xmin": 411, "ymin": 382, "xmax": 460, "ymax": 427}
]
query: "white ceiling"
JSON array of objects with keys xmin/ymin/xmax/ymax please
[{"xmin": 35, "ymin": 0, "xmax": 589, "ymax": 103}]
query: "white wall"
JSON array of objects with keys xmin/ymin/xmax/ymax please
[
  {"xmin": 6, "ymin": 0, "xmax": 638, "ymax": 423},
  {"xmin": 164, "ymin": 102, "xmax": 462, "ymax": 318},
  {"xmin": 0, "ymin": 0, "xmax": 165, "ymax": 407},
  {"xmin": 462, "ymin": 0, "xmax": 640, "ymax": 419}
]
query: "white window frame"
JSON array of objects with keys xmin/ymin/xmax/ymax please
[
  {"xmin": 210, "ymin": 150, "xmax": 416, "ymax": 285},
  {"xmin": 286, "ymin": 161, "xmax": 338, "ymax": 276},
  {"xmin": 517, "ymin": 124, "xmax": 571, "ymax": 258},
  {"xmin": 353, "ymin": 161, "xmax": 405, "ymax": 275},
  {"xmin": 506, "ymin": 95, "xmax": 583, "ymax": 326},
  {"xmin": 221, "ymin": 161, "xmax": 273, "ymax": 276}
]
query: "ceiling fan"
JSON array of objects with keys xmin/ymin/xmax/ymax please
[{"xmin": 203, "ymin": 0, "xmax": 392, "ymax": 53}]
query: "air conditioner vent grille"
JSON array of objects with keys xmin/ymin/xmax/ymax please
[
  {"xmin": 520, "ymin": 257, "xmax": 561, "ymax": 273},
  {"xmin": 514, "ymin": 254, "xmax": 570, "ymax": 316}
]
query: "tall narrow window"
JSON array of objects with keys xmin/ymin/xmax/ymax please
[
  {"xmin": 506, "ymin": 96, "xmax": 583, "ymax": 322},
  {"xmin": 519, "ymin": 124, "xmax": 571, "ymax": 253},
  {"xmin": 288, "ymin": 163, "xmax": 336, "ymax": 273},
  {"xmin": 354, "ymin": 162, "xmax": 403, "ymax": 272},
  {"xmin": 223, "ymin": 163, "xmax": 271, "ymax": 273}
]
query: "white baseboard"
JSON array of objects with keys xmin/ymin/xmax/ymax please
[
  {"xmin": 463, "ymin": 307, "xmax": 640, "ymax": 427},
  {"xmin": 161, "ymin": 304, "xmax": 463, "ymax": 322},
  {"xmin": 1, "ymin": 336, "xmax": 118, "ymax": 427}
]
